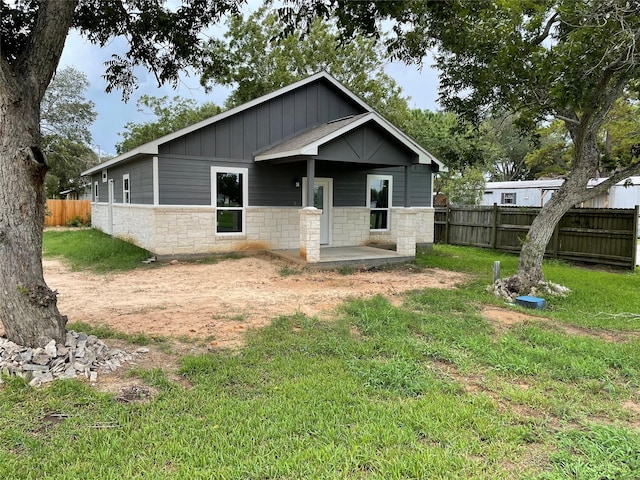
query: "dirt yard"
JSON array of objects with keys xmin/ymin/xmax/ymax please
[{"xmin": 38, "ymin": 255, "xmax": 467, "ymax": 348}]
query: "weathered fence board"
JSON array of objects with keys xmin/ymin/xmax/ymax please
[
  {"xmin": 435, "ymin": 204, "xmax": 638, "ymax": 269},
  {"xmin": 45, "ymin": 200, "xmax": 91, "ymax": 227}
]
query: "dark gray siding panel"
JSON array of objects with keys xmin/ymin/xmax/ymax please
[
  {"xmin": 158, "ymin": 78, "xmax": 366, "ymax": 162},
  {"xmin": 408, "ymin": 165, "xmax": 433, "ymax": 207},
  {"xmin": 251, "ymin": 163, "xmax": 307, "ymax": 207},
  {"xmin": 158, "ymin": 155, "xmax": 252, "ymax": 205},
  {"xmin": 243, "ymin": 109, "xmax": 258, "ymax": 154},
  {"xmin": 215, "ymin": 121, "xmax": 231, "ymax": 158},
  {"xmin": 97, "ymin": 157, "xmax": 154, "ymax": 204},
  {"xmin": 269, "ymin": 97, "xmax": 283, "ymax": 144}
]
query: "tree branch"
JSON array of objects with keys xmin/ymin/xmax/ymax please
[
  {"xmin": 580, "ymin": 161, "xmax": 640, "ymax": 201},
  {"xmin": 16, "ymin": 0, "xmax": 78, "ymax": 102},
  {"xmin": 531, "ymin": 12, "xmax": 560, "ymax": 46}
]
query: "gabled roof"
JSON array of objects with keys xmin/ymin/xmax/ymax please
[
  {"xmin": 83, "ymin": 71, "xmax": 444, "ymax": 175},
  {"xmin": 255, "ymin": 112, "xmax": 440, "ymax": 165}
]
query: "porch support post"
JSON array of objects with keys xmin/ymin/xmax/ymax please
[
  {"xmin": 404, "ymin": 165, "xmax": 411, "ymax": 207},
  {"xmin": 395, "ymin": 208, "xmax": 418, "ymax": 257},
  {"xmin": 306, "ymin": 158, "xmax": 316, "ymax": 208},
  {"xmin": 299, "ymin": 207, "xmax": 322, "ymax": 263}
]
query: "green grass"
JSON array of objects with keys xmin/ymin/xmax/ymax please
[
  {"xmin": 43, "ymin": 229, "xmax": 151, "ymax": 272},
  {"xmin": 2, "ymin": 242, "xmax": 640, "ymax": 478}
]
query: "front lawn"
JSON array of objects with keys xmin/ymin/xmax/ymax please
[{"xmin": 1, "ymin": 241, "xmax": 639, "ymax": 479}]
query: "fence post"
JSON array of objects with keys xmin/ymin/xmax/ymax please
[
  {"xmin": 444, "ymin": 206, "xmax": 451, "ymax": 245},
  {"xmin": 552, "ymin": 223, "xmax": 560, "ymax": 258},
  {"xmin": 491, "ymin": 203, "xmax": 498, "ymax": 249},
  {"xmin": 632, "ymin": 205, "xmax": 639, "ymax": 269}
]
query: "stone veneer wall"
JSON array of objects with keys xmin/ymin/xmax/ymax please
[
  {"xmin": 91, "ymin": 204, "xmax": 434, "ymax": 255},
  {"xmin": 245, "ymin": 207, "xmax": 300, "ymax": 250},
  {"xmin": 333, "ymin": 207, "xmax": 435, "ymax": 247},
  {"xmin": 91, "ymin": 203, "xmax": 109, "ymax": 233},
  {"xmin": 331, "ymin": 208, "xmax": 371, "ymax": 247},
  {"xmin": 92, "ymin": 204, "xmax": 301, "ymax": 255}
]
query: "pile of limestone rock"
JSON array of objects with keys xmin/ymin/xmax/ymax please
[{"xmin": 0, "ymin": 331, "xmax": 148, "ymax": 387}]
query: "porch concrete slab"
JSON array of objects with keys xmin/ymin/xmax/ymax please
[{"xmin": 269, "ymin": 245, "xmax": 414, "ymax": 269}]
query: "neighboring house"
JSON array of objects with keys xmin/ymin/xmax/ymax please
[
  {"xmin": 82, "ymin": 72, "xmax": 445, "ymax": 262},
  {"xmin": 483, "ymin": 177, "xmax": 640, "ymax": 209},
  {"xmin": 483, "ymin": 179, "xmax": 565, "ymax": 207},
  {"xmin": 59, "ymin": 184, "xmax": 92, "ymax": 201}
]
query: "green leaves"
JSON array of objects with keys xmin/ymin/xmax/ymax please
[
  {"xmin": 200, "ymin": 7, "xmax": 412, "ymax": 129},
  {"xmin": 116, "ymin": 95, "xmax": 221, "ymax": 153}
]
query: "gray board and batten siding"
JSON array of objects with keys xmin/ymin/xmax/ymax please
[{"xmin": 158, "ymin": 79, "xmax": 365, "ymax": 160}]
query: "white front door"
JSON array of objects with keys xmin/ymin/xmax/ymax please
[{"xmin": 304, "ymin": 178, "xmax": 332, "ymax": 245}]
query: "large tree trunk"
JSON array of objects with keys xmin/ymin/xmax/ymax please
[
  {"xmin": 0, "ymin": 88, "xmax": 67, "ymax": 347},
  {"xmin": 508, "ymin": 129, "xmax": 601, "ymax": 292},
  {"xmin": 0, "ymin": 0, "xmax": 77, "ymax": 347}
]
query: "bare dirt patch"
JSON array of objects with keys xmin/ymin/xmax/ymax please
[
  {"xmin": 481, "ymin": 306, "xmax": 639, "ymax": 343},
  {"xmin": 40, "ymin": 255, "xmax": 465, "ymax": 349}
]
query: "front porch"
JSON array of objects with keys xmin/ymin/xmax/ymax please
[{"xmin": 270, "ymin": 245, "xmax": 414, "ymax": 269}]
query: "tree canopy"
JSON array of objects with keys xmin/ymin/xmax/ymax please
[
  {"xmin": 41, "ymin": 66, "xmax": 98, "ymax": 198},
  {"xmin": 283, "ymin": 0, "xmax": 640, "ymax": 287},
  {"xmin": 200, "ymin": 7, "xmax": 412, "ymax": 129},
  {"xmin": 116, "ymin": 95, "xmax": 221, "ymax": 153}
]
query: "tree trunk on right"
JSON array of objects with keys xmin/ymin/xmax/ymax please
[{"xmin": 506, "ymin": 129, "xmax": 601, "ymax": 293}]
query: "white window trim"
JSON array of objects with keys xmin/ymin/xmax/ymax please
[
  {"xmin": 122, "ymin": 174, "xmax": 130, "ymax": 204},
  {"xmin": 101, "ymin": 169, "xmax": 108, "ymax": 183},
  {"xmin": 501, "ymin": 192, "xmax": 516, "ymax": 205},
  {"xmin": 94, "ymin": 181, "xmax": 99, "ymax": 203},
  {"xmin": 211, "ymin": 166, "xmax": 248, "ymax": 235},
  {"xmin": 367, "ymin": 174, "xmax": 393, "ymax": 231}
]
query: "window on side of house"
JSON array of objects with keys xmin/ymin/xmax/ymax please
[
  {"xmin": 94, "ymin": 181, "xmax": 99, "ymax": 203},
  {"xmin": 122, "ymin": 174, "xmax": 130, "ymax": 204},
  {"xmin": 102, "ymin": 170, "xmax": 108, "ymax": 182},
  {"xmin": 501, "ymin": 192, "xmax": 516, "ymax": 205},
  {"xmin": 367, "ymin": 174, "xmax": 392, "ymax": 230},
  {"xmin": 211, "ymin": 167, "xmax": 248, "ymax": 234}
]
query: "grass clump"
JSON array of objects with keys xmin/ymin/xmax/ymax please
[{"xmin": 43, "ymin": 229, "xmax": 150, "ymax": 273}]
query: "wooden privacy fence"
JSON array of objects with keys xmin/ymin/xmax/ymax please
[
  {"xmin": 45, "ymin": 200, "xmax": 91, "ymax": 227},
  {"xmin": 435, "ymin": 204, "xmax": 639, "ymax": 269}
]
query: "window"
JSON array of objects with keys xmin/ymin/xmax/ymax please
[
  {"xmin": 211, "ymin": 167, "xmax": 248, "ymax": 234},
  {"xmin": 122, "ymin": 174, "xmax": 130, "ymax": 204},
  {"xmin": 94, "ymin": 181, "xmax": 99, "ymax": 203},
  {"xmin": 501, "ymin": 192, "xmax": 516, "ymax": 205},
  {"xmin": 102, "ymin": 170, "xmax": 108, "ymax": 182},
  {"xmin": 367, "ymin": 174, "xmax": 392, "ymax": 230}
]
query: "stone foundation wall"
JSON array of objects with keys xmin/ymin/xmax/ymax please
[
  {"xmin": 332, "ymin": 208, "xmax": 370, "ymax": 246},
  {"xmin": 91, "ymin": 203, "xmax": 109, "ymax": 233},
  {"xmin": 246, "ymin": 207, "xmax": 300, "ymax": 250},
  {"xmin": 91, "ymin": 204, "xmax": 435, "ymax": 255}
]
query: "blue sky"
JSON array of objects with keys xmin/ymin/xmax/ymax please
[{"xmin": 58, "ymin": 11, "xmax": 440, "ymax": 157}]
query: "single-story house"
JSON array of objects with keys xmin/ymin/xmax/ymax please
[
  {"xmin": 59, "ymin": 184, "xmax": 92, "ymax": 201},
  {"xmin": 82, "ymin": 72, "xmax": 445, "ymax": 262},
  {"xmin": 482, "ymin": 179, "xmax": 565, "ymax": 207}
]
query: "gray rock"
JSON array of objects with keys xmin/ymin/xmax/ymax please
[
  {"xmin": 135, "ymin": 347, "xmax": 150, "ymax": 354},
  {"xmin": 44, "ymin": 339, "xmax": 57, "ymax": 358},
  {"xmin": 65, "ymin": 332, "xmax": 77, "ymax": 349},
  {"xmin": 19, "ymin": 349, "xmax": 33, "ymax": 362}
]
